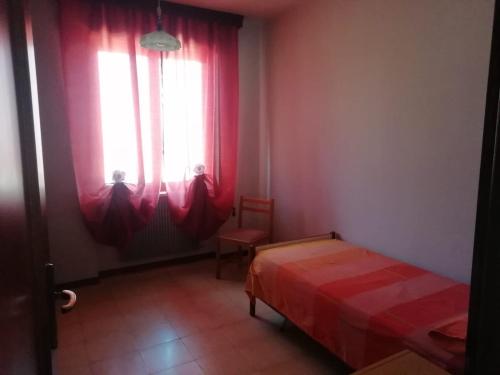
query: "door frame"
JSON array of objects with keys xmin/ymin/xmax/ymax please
[
  {"xmin": 4, "ymin": 0, "xmax": 500, "ymax": 373},
  {"xmin": 7, "ymin": 0, "xmax": 52, "ymax": 373},
  {"xmin": 466, "ymin": 1, "xmax": 500, "ymax": 374}
]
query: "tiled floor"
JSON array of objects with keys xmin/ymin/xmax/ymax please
[{"xmin": 54, "ymin": 258, "xmax": 350, "ymax": 375}]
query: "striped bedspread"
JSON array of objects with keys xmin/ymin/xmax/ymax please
[{"xmin": 245, "ymin": 239, "xmax": 469, "ymax": 373}]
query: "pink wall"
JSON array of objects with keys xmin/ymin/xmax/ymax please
[{"xmin": 265, "ymin": 0, "xmax": 494, "ymax": 282}]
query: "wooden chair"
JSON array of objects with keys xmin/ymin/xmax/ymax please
[{"xmin": 216, "ymin": 196, "xmax": 274, "ymax": 279}]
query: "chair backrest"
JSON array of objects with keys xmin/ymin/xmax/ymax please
[{"xmin": 238, "ymin": 196, "xmax": 274, "ymax": 241}]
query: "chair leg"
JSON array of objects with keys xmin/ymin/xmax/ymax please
[
  {"xmin": 250, "ymin": 296, "xmax": 256, "ymax": 317},
  {"xmin": 216, "ymin": 239, "xmax": 221, "ymax": 279}
]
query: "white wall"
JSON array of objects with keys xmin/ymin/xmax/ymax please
[
  {"xmin": 236, "ymin": 18, "xmax": 268, "ymax": 199},
  {"xmin": 265, "ymin": 0, "xmax": 494, "ymax": 282},
  {"xmin": 30, "ymin": 2, "xmax": 265, "ymax": 283},
  {"xmin": 31, "ymin": 0, "xmax": 100, "ymax": 283},
  {"xmin": 237, "ymin": 18, "xmax": 269, "ymax": 199}
]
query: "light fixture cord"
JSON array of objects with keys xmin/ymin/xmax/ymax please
[
  {"xmin": 160, "ymin": 50, "xmax": 166, "ymax": 162},
  {"xmin": 156, "ymin": 0, "xmax": 162, "ymax": 31},
  {"xmin": 156, "ymin": 0, "xmax": 167, "ymax": 167}
]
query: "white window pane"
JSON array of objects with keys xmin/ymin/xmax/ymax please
[
  {"xmin": 162, "ymin": 59, "xmax": 204, "ymax": 182},
  {"xmin": 137, "ymin": 56, "xmax": 154, "ymax": 184},
  {"xmin": 98, "ymin": 51, "xmax": 138, "ymax": 184}
]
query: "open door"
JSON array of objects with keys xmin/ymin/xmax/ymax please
[
  {"xmin": 466, "ymin": 1, "xmax": 500, "ymax": 374},
  {"xmin": 0, "ymin": 0, "xmax": 58, "ymax": 373}
]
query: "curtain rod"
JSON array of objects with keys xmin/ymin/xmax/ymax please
[
  {"xmin": 83, "ymin": 0, "xmax": 244, "ymax": 28},
  {"xmin": 160, "ymin": 0, "xmax": 244, "ymax": 28}
]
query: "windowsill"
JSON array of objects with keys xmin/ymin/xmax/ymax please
[{"xmin": 104, "ymin": 182, "xmax": 168, "ymax": 196}]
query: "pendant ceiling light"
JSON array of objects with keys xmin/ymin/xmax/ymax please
[{"xmin": 140, "ymin": 0, "xmax": 181, "ymax": 51}]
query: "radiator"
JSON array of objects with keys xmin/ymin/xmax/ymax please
[{"xmin": 120, "ymin": 195, "xmax": 199, "ymax": 261}]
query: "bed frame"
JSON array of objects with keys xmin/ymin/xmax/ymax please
[{"xmin": 248, "ymin": 231, "xmax": 339, "ymax": 317}]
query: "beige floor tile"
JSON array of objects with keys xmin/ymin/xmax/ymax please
[
  {"xmin": 58, "ymin": 322, "xmax": 85, "ymax": 347},
  {"xmin": 85, "ymin": 331, "xmax": 138, "ymax": 362},
  {"xmin": 196, "ymin": 347, "xmax": 255, "ymax": 375},
  {"xmin": 81, "ymin": 315, "xmax": 128, "ymax": 341},
  {"xmin": 54, "ymin": 259, "xmax": 347, "ymax": 375},
  {"xmin": 132, "ymin": 322, "xmax": 179, "ymax": 349},
  {"xmin": 90, "ymin": 352, "xmax": 148, "ymax": 375},
  {"xmin": 54, "ymin": 342, "xmax": 89, "ymax": 369},
  {"xmin": 76, "ymin": 300, "xmax": 119, "ymax": 322},
  {"xmin": 181, "ymin": 327, "xmax": 235, "ymax": 359},
  {"xmin": 57, "ymin": 308, "xmax": 82, "ymax": 328},
  {"xmin": 168, "ymin": 315, "xmax": 202, "ymax": 338},
  {"xmin": 140, "ymin": 339, "xmax": 194, "ymax": 373},
  {"xmin": 122, "ymin": 306, "xmax": 170, "ymax": 331},
  {"xmin": 218, "ymin": 318, "xmax": 278, "ymax": 347},
  {"xmin": 155, "ymin": 361, "xmax": 204, "ymax": 375},
  {"xmin": 54, "ymin": 364, "xmax": 92, "ymax": 375},
  {"xmin": 237, "ymin": 337, "xmax": 298, "ymax": 371},
  {"xmin": 113, "ymin": 293, "xmax": 159, "ymax": 314}
]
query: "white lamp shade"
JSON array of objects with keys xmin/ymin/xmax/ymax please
[{"xmin": 140, "ymin": 30, "xmax": 181, "ymax": 51}]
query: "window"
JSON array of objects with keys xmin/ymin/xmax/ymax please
[
  {"xmin": 162, "ymin": 58, "xmax": 204, "ymax": 182},
  {"xmin": 97, "ymin": 51, "xmax": 203, "ymax": 184}
]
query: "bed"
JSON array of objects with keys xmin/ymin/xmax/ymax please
[{"xmin": 245, "ymin": 233, "xmax": 469, "ymax": 374}]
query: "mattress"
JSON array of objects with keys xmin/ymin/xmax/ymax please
[{"xmin": 245, "ymin": 239, "xmax": 468, "ymax": 373}]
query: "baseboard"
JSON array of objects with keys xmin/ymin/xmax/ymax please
[
  {"xmin": 56, "ymin": 251, "xmax": 218, "ymax": 290},
  {"xmin": 98, "ymin": 251, "xmax": 215, "ymax": 278},
  {"xmin": 56, "ymin": 248, "xmax": 253, "ymax": 289}
]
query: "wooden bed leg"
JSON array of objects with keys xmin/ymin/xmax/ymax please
[{"xmin": 250, "ymin": 296, "xmax": 256, "ymax": 317}]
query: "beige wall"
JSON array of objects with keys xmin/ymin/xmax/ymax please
[
  {"xmin": 265, "ymin": 0, "xmax": 494, "ymax": 282},
  {"xmin": 31, "ymin": 1, "xmax": 265, "ymax": 283}
]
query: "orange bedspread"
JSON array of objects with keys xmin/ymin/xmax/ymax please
[{"xmin": 245, "ymin": 239, "xmax": 469, "ymax": 373}]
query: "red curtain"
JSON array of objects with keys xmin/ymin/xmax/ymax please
[
  {"xmin": 59, "ymin": 0, "xmax": 241, "ymax": 245},
  {"xmin": 160, "ymin": 4, "xmax": 240, "ymax": 240},
  {"xmin": 169, "ymin": 175, "xmax": 225, "ymax": 240}
]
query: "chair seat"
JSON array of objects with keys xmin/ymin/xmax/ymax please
[{"xmin": 218, "ymin": 228, "xmax": 269, "ymax": 244}]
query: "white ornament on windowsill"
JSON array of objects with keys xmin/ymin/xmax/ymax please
[
  {"xmin": 193, "ymin": 164, "xmax": 205, "ymax": 176},
  {"xmin": 112, "ymin": 170, "xmax": 126, "ymax": 183}
]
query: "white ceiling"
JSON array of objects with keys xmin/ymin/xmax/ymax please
[{"xmin": 166, "ymin": 0, "xmax": 303, "ymax": 18}]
